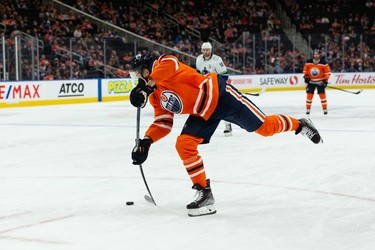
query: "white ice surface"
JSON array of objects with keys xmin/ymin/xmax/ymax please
[{"xmin": 1, "ymin": 89, "xmax": 375, "ymax": 250}]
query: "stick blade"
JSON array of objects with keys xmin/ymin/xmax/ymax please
[
  {"xmin": 243, "ymin": 86, "xmax": 267, "ymax": 96},
  {"xmin": 258, "ymin": 85, "xmax": 267, "ymax": 95},
  {"xmin": 356, "ymin": 89, "xmax": 364, "ymax": 94},
  {"xmin": 144, "ymin": 195, "xmax": 157, "ymax": 205}
]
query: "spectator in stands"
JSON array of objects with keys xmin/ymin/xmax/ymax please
[
  {"xmin": 40, "ymin": 54, "xmax": 51, "ymax": 70},
  {"xmin": 274, "ymin": 58, "xmax": 284, "ymax": 73},
  {"xmin": 116, "ymin": 65, "xmax": 130, "ymax": 78},
  {"xmin": 73, "ymin": 25, "xmax": 83, "ymax": 38}
]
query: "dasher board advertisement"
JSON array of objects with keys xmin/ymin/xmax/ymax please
[
  {"xmin": 100, "ymin": 78, "xmax": 135, "ymax": 102},
  {"xmin": 0, "ymin": 79, "xmax": 98, "ymax": 108}
]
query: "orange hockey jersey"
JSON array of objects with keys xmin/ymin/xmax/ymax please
[
  {"xmin": 303, "ymin": 59, "xmax": 331, "ymax": 83},
  {"xmin": 144, "ymin": 55, "xmax": 220, "ymax": 142}
]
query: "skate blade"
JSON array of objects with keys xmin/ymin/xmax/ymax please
[
  {"xmin": 188, "ymin": 205, "xmax": 217, "ymax": 217},
  {"xmin": 224, "ymin": 131, "xmax": 232, "ymax": 137}
]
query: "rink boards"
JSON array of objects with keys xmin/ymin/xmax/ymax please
[{"xmin": 1, "ymin": 72, "xmax": 374, "ymax": 108}]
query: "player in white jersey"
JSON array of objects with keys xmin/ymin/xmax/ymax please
[{"xmin": 196, "ymin": 42, "xmax": 232, "ymax": 136}]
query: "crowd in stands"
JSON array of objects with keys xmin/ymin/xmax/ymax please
[
  {"xmin": 281, "ymin": 0, "xmax": 375, "ymax": 72},
  {"xmin": 0, "ymin": 0, "xmax": 134, "ymax": 80},
  {"xmin": 0, "ymin": 0, "xmax": 374, "ymax": 81}
]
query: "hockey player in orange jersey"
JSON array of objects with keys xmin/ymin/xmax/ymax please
[
  {"xmin": 129, "ymin": 52, "xmax": 323, "ymax": 217},
  {"xmin": 303, "ymin": 49, "xmax": 331, "ymax": 115}
]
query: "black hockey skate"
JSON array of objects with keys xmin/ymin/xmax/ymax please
[
  {"xmin": 295, "ymin": 118, "xmax": 323, "ymax": 144},
  {"xmin": 223, "ymin": 123, "xmax": 232, "ymax": 136},
  {"xmin": 187, "ymin": 179, "xmax": 216, "ymax": 217}
]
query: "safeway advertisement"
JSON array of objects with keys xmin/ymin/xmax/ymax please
[{"xmin": 228, "ymin": 74, "xmax": 303, "ymax": 89}]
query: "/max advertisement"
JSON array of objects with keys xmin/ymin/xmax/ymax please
[{"xmin": 0, "ymin": 79, "xmax": 98, "ymax": 107}]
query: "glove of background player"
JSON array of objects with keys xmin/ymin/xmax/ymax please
[
  {"xmin": 202, "ymin": 68, "xmax": 209, "ymax": 75},
  {"xmin": 304, "ymin": 77, "xmax": 310, "ymax": 84},
  {"xmin": 132, "ymin": 138, "xmax": 152, "ymax": 165},
  {"xmin": 322, "ymin": 79, "xmax": 328, "ymax": 88},
  {"xmin": 130, "ymin": 78, "xmax": 155, "ymax": 108}
]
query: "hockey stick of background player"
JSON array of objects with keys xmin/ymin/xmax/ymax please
[
  {"xmin": 243, "ymin": 85, "xmax": 267, "ymax": 96},
  {"xmin": 135, "ymin": 106, "xmax": 157, "ymax": 205},
  {"xmin": 327, "ymin": 85, "xmax": 363, "ymax": 95},
  {"xmin": 309, "ymin": 81, "xmax": 363, "ymax": 95}
]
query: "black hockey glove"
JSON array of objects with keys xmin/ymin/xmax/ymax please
[
  {"xmin": 202, "ymin": 68, "xmax": 209, "ymax": 75},
  {"xmin": 132, "ymin": 138, "xmax": 152, "ymax": 165},
  {"xmin": 322, "ymin": 79, "xmax": 328, "ymax": 88},
  {"xmin": 130, "ymin": 78, "xmax": 155, "ymax": 108},
  {"xmin": 304, "ymin": 77, "xmax": 310, "ymax": 84}
]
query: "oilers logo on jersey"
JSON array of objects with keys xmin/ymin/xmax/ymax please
[
  {"xmin": 160, "ymin": 90, "xmax": 183, "ymax": 114},
  {"xmin": 309, "ymin": 67, "xmax": 321, "ymax": 77}
]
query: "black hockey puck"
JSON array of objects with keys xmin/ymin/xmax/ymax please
[{"xmin": 126, "ymin": 201, "xmax": 134, "ymax": 206}]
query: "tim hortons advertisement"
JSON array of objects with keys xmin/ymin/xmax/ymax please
[
  {"xmin": 330, "ymin": 73, "xmax": 375, "ymax": 85},
  {"xmin": 0, "ymin": 79, "xmax": 98, "ymax": 108}
]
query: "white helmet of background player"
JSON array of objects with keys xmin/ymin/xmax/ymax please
[
  {"xmin": 201, "ymin": 42, "xmax": 212, "ymax": 58},
  {"xmin": 201, "ymin": 42, "xmax": 212, "ymax": 51}
]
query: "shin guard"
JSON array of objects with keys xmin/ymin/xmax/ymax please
[{"xmin": 176, "ymin": 134, "xmax": 207, "ymax": 187}]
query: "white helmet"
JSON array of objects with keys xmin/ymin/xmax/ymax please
[{"xmin": 201, "ymin": 42, "xmax": 212, "ymax": 50}]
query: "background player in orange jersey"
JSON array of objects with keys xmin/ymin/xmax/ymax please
[
  {"xmin": 303, "ymin": 49, "xmax": 332, "ymax": 115},
  {"xmin": 129, "ymin": 52, "xmax": 323, "ymax": 217}
]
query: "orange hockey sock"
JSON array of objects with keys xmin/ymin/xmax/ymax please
[
  {"xmin": 255, "ymin": 115, "xmax": 300, "ymax": 137},
  {"xmin": 175, "ymin": 134, "xmax": 207, "ymax": 187},
  {"xmin": 306, "ymin": 93, "xmax": 314, "ymax": 110},
  {"xmin": 319, "ymin": 93, "xmax": 327, "ymax": 110}
]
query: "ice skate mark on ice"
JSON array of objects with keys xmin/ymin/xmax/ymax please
[
  {"xmin": 0, "ymin": 214, "xmax": 75, "ymax": 234},
  {"xmin": 135, "ymin": 176, "xmax": 375, "ymax": 203},
  {"xmin": 5, "ymin": 176, "xmax": 371, "ymax": 203},
  {"xmin": 0, "ymin": 176, "xmax": 145, "ymax": 179},
  {"xmin": 114, "ymin": 176, "xmax": 375, "ymax": 204},
  {"xmin": 218, "ymin": 181, "xmax": 375, "ymax": 203},
  {"xmin": 0, "ymin": 123, "xmax": 129, "ymax": 128},
  {"xmin": 0, "ymin": 235, "xmax": 69, "ymax": 245},
  {"xmin": 0, "ymin": 211, "xmax": 33, "ymax": 220}
]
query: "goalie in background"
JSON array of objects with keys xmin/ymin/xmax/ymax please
[
  {"xmin": 303, "ymin": 49, "xmax": 332, "ymax": 115},
  {"xmin": 196, "ymin": 42, "xmax": 232, "ymax": 136},
  {"xmin": 129, "ymin": 52, "xmax": 323, "ymax": 217}
]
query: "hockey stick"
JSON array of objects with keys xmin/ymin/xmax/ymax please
[
  {"xmin": 327, "ymin": 85, "xmax": 363, "ymax": 95},
  {"xmin": 309, "ymin": 81, "xmax": 363, "ymax": 95},
  {"xmin": 135, "ymin": 107, "xmax": 157, "ymax": 205},
  {"xmin": 243, "ymin": 86, "xmax": 267, "ymax": 96},
  {"xmin": 131, "ymin": 72, "xmax": 158, "ymax": 205}
]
